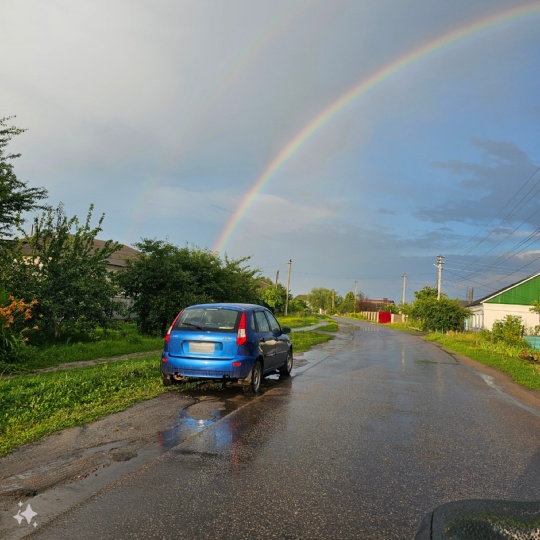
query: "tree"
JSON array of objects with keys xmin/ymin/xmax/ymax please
[
  {"xmin": 403, "ymin": 286, "xmax": 470, "ymax": 332},
  {"xmin": 307, "ymin": 288, "xmax": 335, "ymax": 313},
  {"xmin": 0, "ymin": 117, "xmax": 48, "ymax": 237},
  {"xmin": 260, "ymin": 282, "xmax": 288, "ymax": 314},
  {"xmin": 0, "ymin": 204, "xmax": 122, "ymax": 340},
  {"xmin": 337, "ymin": 291, "xmax": 356, "ymax": 314},
  {"xmin": 288, "ymin": 296, "xmax": 308, "ymax": 314},
  {"xmin": 117, "ymin": 239, "xmax": 261, "ymax": 335}
]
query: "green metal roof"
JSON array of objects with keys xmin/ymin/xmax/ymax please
[{"xmin": 485, "ymin": 273, "xmax": 540, "ymax": 305}]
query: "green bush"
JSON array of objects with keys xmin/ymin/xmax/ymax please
[
  {"xmin": 0, "ymin": 290, "xmax": 38, "ymax": 363},
  {"xmin": 491, "ymin": 315, "xmax": 525, "ymax": 344}
]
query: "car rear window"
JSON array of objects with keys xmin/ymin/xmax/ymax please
[{"xmin": 173, "ymin": 308, "xmax": 240, "ymax": 333}]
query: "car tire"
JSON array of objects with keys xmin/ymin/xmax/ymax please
[
  {"xmin": 243, "ymin": 360, "xmax": 262, "ymax": 395},
  {"xmin": 161, "ymin": 373, "xmax": 173, "ymax": 386},
  {"xmin": 279, "ymin": 350, "xmax": 293, "ymax": 377}
]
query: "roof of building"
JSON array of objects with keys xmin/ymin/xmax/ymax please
[
  {"xmin": 361, "ymin": 297, "xmax": 395, "ymax": 305},
  {"xmin": 468, "ymin": 270, "xmax": 540, "ymax": 306},
  {"xmin": 9, "ymin": 237, "xmax": 140, "ymax": 271},
  {"xmin": 93, "ymin": 240, "xmax": 140, "ymax": 270}
]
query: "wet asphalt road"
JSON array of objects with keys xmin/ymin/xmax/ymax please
[{"xmin": 29, "ymin": 320, "xmax": 540, "ymax": 539}]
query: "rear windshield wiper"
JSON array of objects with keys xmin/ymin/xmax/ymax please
[{"xmin": 178, "ymin": 322, "xmax": 204, "ymax": 330}]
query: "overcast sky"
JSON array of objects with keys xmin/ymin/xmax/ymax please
[{"xmin": 3, "ymin": 0, "xmax": 540, "ymax": 303}]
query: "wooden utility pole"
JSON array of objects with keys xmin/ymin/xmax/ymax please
[
  {"xmin": 437, "ymin": 255, "xmax": 445, "ymax": 300},
  {"xmin": 285, "ymin": 259, "xmax": 292, "ymax": 315}
]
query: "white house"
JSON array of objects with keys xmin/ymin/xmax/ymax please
[{"xmin": 466, "ymin": 271, "xmax": 540, "ymax": 333}]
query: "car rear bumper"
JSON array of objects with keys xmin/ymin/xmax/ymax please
[{"xmin": 161, "ymin": 354, "xmax": 255, "ymax": 379}]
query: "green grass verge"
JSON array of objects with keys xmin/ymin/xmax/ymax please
[
  {"xmin": 0, "ymin": 354, "xmax": 165, "ymax": 456},
  {"xmin": 23, "ymin": 337, "xmax": 163, "ymax": 370},
  {"xmin": 382, "ymin": 322, "xmax": 424, "ymax": 334},
  {"xmin": 278, "ymin": 314, "xmax": 330, "ymax": 328},
  {"xmin": 314, "ymin": 321, "xmax": 339, "ymax": 332},
  {"xmin": 290, "ymin": 330, "xmax": 334, "ymax": 352},
  {"xmin": 424, "ymin": 333, "xmax": 540, "ymax": 392}
]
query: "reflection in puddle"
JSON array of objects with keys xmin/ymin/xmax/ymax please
[{"xmin": 157, "ymin": 396, "xmax": 239, "ymax": 450}]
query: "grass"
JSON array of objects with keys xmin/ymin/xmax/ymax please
[
  {"xmin": 1, "ymin": 323, "xmax": 163, "ymax": 374},
  {"xmin": 290, "ymin": 330, "xmax": 335, "ymax": 352},
  {"xmin": 0, "ymin": 355, "xmax": 164, "ymax": 456},
  {"xmin": 425, "ymin": 331, "xmax": 540, "ymax": 392},
  {"xmin": 22, "ymin": 337, "xmax": 163, "ymax": 370},
  {"xmin": 278, "ymin": 314, "xmax": 330, "ymax": 328},
  {"xmin": 0, "ymin": 316, "xmax": 339, "ymax": 456},
  {"xmin": 284, "ymin": 316, "xmax": 338, "ymax": 352},
  {"xmin": 314, "ymin": 321, "xmax": 339, "ymax": 332},
  {"xmin": 380, "ymin": 321, "xmax": 424, "ymax": 334}
]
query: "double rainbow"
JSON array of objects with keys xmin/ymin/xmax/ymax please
[{"xmin": 213, "ymin": 2, "xmax": 540, "ymax": 253}]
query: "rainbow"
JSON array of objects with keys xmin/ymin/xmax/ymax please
[{"xmin": 213, "ymin": 2, "xmax": 540, "ymax": 253}]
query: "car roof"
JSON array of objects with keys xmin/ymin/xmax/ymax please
[{"xmin": 184, "ymin": 303, "xmax": 267, "ymax": 312}]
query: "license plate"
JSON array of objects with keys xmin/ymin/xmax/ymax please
[{"xmin": 189, "ymin": 342, "xmax": 215, "ymax": 353}]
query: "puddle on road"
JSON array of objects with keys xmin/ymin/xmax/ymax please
[
  {"xmin": 157, "ymin": 394, "xmax": 243, "ymax": 450},
  {"xmin": 156, "ymin": 370, "xmax": 297, "ymax": 450}
]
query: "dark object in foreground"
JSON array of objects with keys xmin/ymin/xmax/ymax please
[{"xmin": 415, "ymin": 499, "xmax": 540, "ymax": 539}]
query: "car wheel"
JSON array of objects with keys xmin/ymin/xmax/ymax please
[
  {"xmin": 279, "ymin": 350, "xmax": 293, "ymax": 377},
  {"xmin": 161, "ymin": 373, "xmax": 173, "ymax": 386},
  {"xmin": 243, "ymin": 360, "xmax": 262, "ymax": 395}
]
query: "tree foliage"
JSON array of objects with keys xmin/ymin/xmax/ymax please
[
  {"xmin": 403, "ymin": 286, "xmax": 470, "ymax": 332},
  {"xmin": 117, "ymin": 239, "xmax": 262, "ymax": 335},
  {"xmin": 307, "ymin": 288, "xmax": 336, "ymax": 313},
  {"xmin": 260, "ymin": 282, "xmax": 288, "ymax": 314},
  {"xmin": 337, "ymin": 291, "xmax": 356, "ymax": 314},
  {"xmin": 0, "ymin": 117, "xmax": 48, "ymax": 238},
  {"xmin": 287, "ymin": 296, "xmax": 309, "ymax": 314},
  {"xmin": 0, "ymin": 204, "xmax": 122, "ymax": 340}
]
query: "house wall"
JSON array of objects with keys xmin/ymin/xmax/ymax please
[
  {"xmin": 465, "ymin": 305, "xmax": 484, "ymax": 331},
  {"xmin": 466, "ymin": 303, "xmax": 540, "ymax": 333}
]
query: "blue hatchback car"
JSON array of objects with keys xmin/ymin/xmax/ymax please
[{"xmin": 161, "ymin": 303, "xmax": 293, "ymax": 394}]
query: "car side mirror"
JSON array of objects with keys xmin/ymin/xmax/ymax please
[{"xmin": 281, "ymin": 326, "xmax": 291, "ymax": 334}]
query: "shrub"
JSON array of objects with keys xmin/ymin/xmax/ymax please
[
  {"xmin": 0, "ymin": 290, "xmax": 38, "ymax": 362},
  {"xmin": 491, "ymin": 315, "xmax": 525, "ymax": 344}
]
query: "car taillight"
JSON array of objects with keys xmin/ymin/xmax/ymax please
[
  {"xmin": 236, "ymin": 312, "xmax": 247, "ymax": 346},
  {"xmin": 165, "ymin": 311, "xmax": 182, "ymax": 343}
]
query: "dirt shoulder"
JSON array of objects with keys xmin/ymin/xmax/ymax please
[{"xmin": 0, "ymin": 391, "xmax": 190, "ymax": 501}]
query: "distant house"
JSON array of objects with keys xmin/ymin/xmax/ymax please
[
  {"xmin": 358, "ymin": 297, "xmax": 395, "ymax": 311},
  {"xmin": 92, "ymin": 239, "xmax": 140, "ymax": 272},
  {"xmin": 96, "ymin": 240, "xmax": 140, "ymax": 319},
  {"xmin": 466, "ymin": 271, "xmax": 540, "ymax": 333},
  {"xmin": 9, "ymin": 237, "xmax": 140, "ymax": 272}
]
